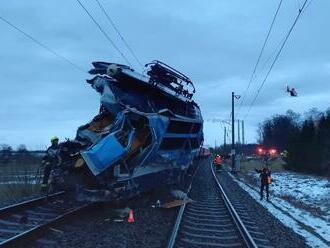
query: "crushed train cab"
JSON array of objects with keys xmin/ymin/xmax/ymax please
[{"xmin": 52, "ymin": 61, "xmax": 204, "ymax": 201}]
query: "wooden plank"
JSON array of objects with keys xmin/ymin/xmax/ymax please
[{"xmin": 161, "ymin": 199, "xmax": 193, "ymax": 209}]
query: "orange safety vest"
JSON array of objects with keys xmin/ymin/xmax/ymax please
[
  {"xmin": 214, "ymin": 156, "xmax": 222, "ymax": 165},
  {"xmin": 267, "ymin": 176, "xmax": 272, "ymax": 184}
]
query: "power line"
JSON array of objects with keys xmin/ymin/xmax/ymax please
[
  {"xmin": 243, "ymin": 0, "xmax": 310, "ymax": 120},
  {"xmin": 236, "ymin": 0, "xmax": 283, "ymax": 118},
  {"xmin": 75, "ymin": 0, "xmax": 133, "ymax": 67},
  {"xmin": 0, "ymin": 15, "xmax": 86, "ymax": 73},
  {"xmin": 94, "ymin": 0, "xmax": 144, "ymax": 69}
]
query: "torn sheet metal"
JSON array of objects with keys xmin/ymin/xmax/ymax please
[
  {"xmin": 81, "ymin": 133, "xmax": 127, "ymax": 176},
  {"xmin": 56, "ymin": 60, "xmax": 204, "ymax": 201}
]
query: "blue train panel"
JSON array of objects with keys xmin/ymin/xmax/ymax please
[{"xmin": 57, "ymin": 61, "xmax": 203, "ymax": 201}]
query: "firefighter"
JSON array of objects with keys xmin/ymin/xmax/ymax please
[
  {"xmin": 213, "ymin": 154, "xmax": 222, "ymax": 170},
  {"xmin": 41, "ymin": 136, "xmax": 61, "ymax": 190},
  {"xmin": 255, "ymin": 166, "xmax": 271, "ymax": 201}
]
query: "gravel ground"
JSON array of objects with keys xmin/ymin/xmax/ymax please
[
  {"xmin": 24, "ymin": 159, "xmax": 208, "ymax": 248},
  {"xmin": 216, "ymin": 167, "xmax": 309, "ymax": 248},
  {"xmin": 24, "ymin": 190, "xmax": 177, "ymax": 248},
  {"xmin": 0, "ymin": 193, "xmax": 41, "ymax": 208},
  {"xmin": 24, "ymin": 189, "xmax": 178, "ymax": 248}
]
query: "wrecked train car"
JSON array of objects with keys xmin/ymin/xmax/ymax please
[{"xmin": 60, "ymin": 60, "xmax": 203, "ymax": 201}]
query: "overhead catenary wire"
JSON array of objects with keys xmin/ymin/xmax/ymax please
[
  {"xmin": 94, "ymin": 0, "xmax": 144, "ymax": 69},
  {"xmin": 236, "ymin": 0, "xmax": 283, "ymax": 118},
  {"xmin": 75, "ymin": 0, "xmax": 133, "ymax": 67},
  {"xmin": 243, "ymin": 0, "xmax": 310, "ymax": 120},
  {"xmin": 0, "ymin": 15, "xmax": 86, "ymax": 73}
]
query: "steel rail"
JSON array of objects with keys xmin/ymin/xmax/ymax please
[
  {"xmin": 0, "ymin": 191, "xmax": 65, "ymax": 218},
  {"xmin": 166, "ymin": 199, "xmax": 186, "ymax": 248},
  {"xmin": 211, "ymin": 163, "xmax": 258, "ymax": 248},
  {"xmin": 0, "ymin": 203, "xmax": 93, "ymax": 247},
  {"xmin": 168, "ymin": 160, "xmax": 258, "ymax": 248},
  {"xmin": 166, "ymin": 162, "xmax": 200, "ymax": 248},
  {"xmin": 0, "ymin": 191, "xmax": 94, "ymax": 247}
]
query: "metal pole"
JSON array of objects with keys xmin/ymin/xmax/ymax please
[
  {"xmin": 231, "ymin": 92, "xmax": 235, "ymax": 171},
  {"xmin": 224, "ymin": 126, "xmax": 226, "ymax": 150},
  {"xmin": 242, "ymin": 120, "xmax": 245, "ymax": 145},
  {"xmin": 237, "ymin": 119, "xmax": 240, "ymax": 146}
]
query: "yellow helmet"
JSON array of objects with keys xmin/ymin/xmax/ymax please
[{"xmin": 51, "ymin": 136, "xmax": 59, "ymax": 143}]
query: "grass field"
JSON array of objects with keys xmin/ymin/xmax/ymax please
[
  {"xmin": 0, "ymin": 161, "xmax": 40, "ymax": 173},
  {"xmin": 240, "ymin": 157, "xmax": 286, "ymax": 173},
  {"xmin": 0, "ymin": 183, "xmax": 41, "ymax": 203},
  {"xmin": 0, "ymin": 161, "xmax": 42, "ymax": 203}
]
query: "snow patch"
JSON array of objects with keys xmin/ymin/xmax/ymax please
[
  {"xmin": 229, "ymin": 173, "xmax": 330, "ymax": 248},
  {"xmin": 249, "ymin": 171, "xmax": 330, "ymax": 218}
]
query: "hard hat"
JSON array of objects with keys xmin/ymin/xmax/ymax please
[{"xmin": 51, "ymin": 136, "xmax": 59, "ymax": 142}]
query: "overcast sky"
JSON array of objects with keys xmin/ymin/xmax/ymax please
[{"xmin": 0, "ymin": 0, "xmax": 329, "ymax": 149}]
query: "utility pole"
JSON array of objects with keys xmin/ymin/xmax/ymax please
[
  {"xmin": 237, "ymin": 119, "xmax": 240, "ymax": 146},
  {"xmin": 224, "ymin": 126, "xmax": 227, "ymax": 153},
  {"xmin": 231, "ymin": 92, "xmax": 235, "ymax": 171},
  {"xmin": 231, "ymin": 92, "xmax": 241, "ymax": 171},
  {"xmin": 242, "ymin": 120, "xmax": 245, "ymax": 145}
]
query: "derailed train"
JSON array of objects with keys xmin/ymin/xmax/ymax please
[{"xmin": 57, "ymin": 61, "xmax": 203, "ymax": 201}]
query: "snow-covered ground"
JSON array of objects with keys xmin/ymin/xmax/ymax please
[
  {"xmin": 231, "ymin": 171, "xmax": 330, "ymax": 248},
  {"xmin": 248, "ymin": 171, "xmax": 330, "ymax": 219}
]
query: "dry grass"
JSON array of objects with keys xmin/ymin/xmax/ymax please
[
  {"xmin": 280, "ymin": 194, "xmax": 327, "ymax": 220},
  {"xmin": 0, "ymin": 161, "xmax": 40, "ymax": 174},
  {"xmin": 0, "ymin": 162, "xmax": 42, "ymax": 203},
  {"xmin": 240, "ymin": 158, "xmax": 286, "ymax": 174}
]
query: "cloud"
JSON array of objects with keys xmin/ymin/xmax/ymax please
[{"xmin": 0, "ymin": 0, "xmax": 329, "ymax": 148}]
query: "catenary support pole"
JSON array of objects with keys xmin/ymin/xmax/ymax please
[
  {"xmin": 237, "ymin": 119, "xmax": 240, "ymax": 146},
  {"xmin": 224, "ymin": 126, "xmax": 226, "ymax": 152},
  {"xmin": 231, "ymin": 92, "xmax": 235, "ymax": 171},
  {"xmin": 242, "ymin": 120, "xmax": 245, "ymax": 145}
]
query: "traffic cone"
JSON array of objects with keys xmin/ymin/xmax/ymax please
[{"xmin": 128, "ymin": 210, "xmax": 135, "ymax": 223}]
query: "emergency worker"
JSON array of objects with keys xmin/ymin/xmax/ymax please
[
  {"xmin": 214, "ymin": 154, "xmax": 222, "ymax": 170},
  {"xmin": 281, "ymin": 150, "xmax": 288, "ymax": 160},
  {"xmin": 255, "ymin": 166, "xmax": 271, "ymax": 201},
  {"xmin": 41, "ymin": 136, "xmax": 62, "ymax": 190}
]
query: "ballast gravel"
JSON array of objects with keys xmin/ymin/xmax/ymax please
[
  {"xmin": 216, "ymin": 168, "xmax": 309, "ymax": 248},
  {"xmin": 26, "ymin": 159, "xmax": 208, "ymax": 248}
]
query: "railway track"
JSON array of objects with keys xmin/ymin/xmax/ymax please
[
  {"xmin": 0, "ymin": 191, "xmax": 93, "ymax": 247},
  {"xmin": 167, "ymin": 161, "xmax": 272, "ymax": 248}
]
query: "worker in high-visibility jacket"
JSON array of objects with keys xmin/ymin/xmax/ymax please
[
  {"xmin": 41, "ymin": 136, "xmax": 62, "ymax": 191},
  {"xmin": 213, "ymin": 154, "xmax": 222, "ymax": 170},
  {"xmin": 255, "ymin": 167, "xmax": 272, "ymax": 202}
]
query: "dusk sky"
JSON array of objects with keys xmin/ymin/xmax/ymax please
[{"xmin": 0, "ymin": 0, "xmax": 329, "ymax": 149}]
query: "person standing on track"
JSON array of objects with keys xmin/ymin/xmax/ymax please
[
  {"xmin": 213, "ymin": 154, "xmax": 222, "ymax": 171},
  {"xmin": 41, "ymin": 136, "xmax": 62, "ymax": 191},
  {"xmin": 255, "ymin": 166, "xmax": 272, "ymax": 202}
]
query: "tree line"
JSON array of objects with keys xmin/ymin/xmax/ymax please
[
  {"xmin": 258, "ymin": 108, "xmax": 330, "ymax": 176},
  {"xmin": 0, "ymin": 144, "xmax": 42, "ymax": 165}
]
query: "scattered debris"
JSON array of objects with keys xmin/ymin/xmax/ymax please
[
  {"xmin": 171, "ymin": 190, "xmax": 189, "ymax": 200},
  {"xmin": 161, "ymin": 199, "xmax": 194, "ymax": 209},
  {"xmin": 112, "ymin": 219, "xmax": 124, "ymax": 223},
  {"xmin": 49, "ymin": 227, "xmax": 64, "ymax": 235},
  {"xmin": 112, "ymin": 207, "xmax": 131, "ymax": 218}
]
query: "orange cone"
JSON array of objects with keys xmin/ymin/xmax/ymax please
[{"xmin": 128, "ymin": 210, "xmax": 135, "ymax": 223}]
